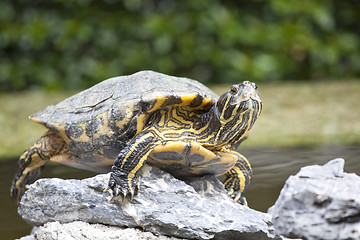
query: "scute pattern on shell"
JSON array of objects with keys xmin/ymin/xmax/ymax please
[{"xmin": 30, "ymin": 71, "xmax": 218, "ymax": 166}]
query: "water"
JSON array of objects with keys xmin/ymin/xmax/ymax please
[
  {"xmin": 243, "ymin": 145, "xmax": 360, "ymax": 211},
  {"xmin": 1, "ymin": 145, "xmax": 359, "ymax": 240}
]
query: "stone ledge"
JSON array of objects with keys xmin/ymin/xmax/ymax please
[{"xmin": 18, "ymin": 165, "xmax": 280, "ymax": 240}]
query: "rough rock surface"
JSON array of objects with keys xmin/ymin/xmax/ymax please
[
  {"xmin": 18, "ymin": 221, "xmax": 181, "ymax": 240},
  {"xmin": 269, "ymin": 158, "xmax": 360, "ymax": 240},
  {"xmin": 19, "ymin": 165, "xmax": 280, "ymax": 240}
]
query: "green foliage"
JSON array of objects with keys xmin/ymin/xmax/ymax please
[{"xmin": 1, "ymin": 0, "xmax": 359, "ymax": 91}]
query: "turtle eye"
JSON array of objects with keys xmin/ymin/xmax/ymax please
[{"xmin": 230, "ymin": 85, "xmax": 238, "ymax": 94}]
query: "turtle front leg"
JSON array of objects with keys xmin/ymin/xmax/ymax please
[
  {"xmin": 106, "ymin": 131, "xmax": 159, "ymax": 202},
  {"xmin": 223, "ymin": 151, "xmax": 252, "ymax": 205}
]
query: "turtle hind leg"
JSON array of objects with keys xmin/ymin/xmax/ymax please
[
  {"xmin": 223, "ymin": 151, "xmax": 252, "ymax": 205},
  {"xmin": 10, "ymin": 131, "xmax": 68, "ymax": 204}
]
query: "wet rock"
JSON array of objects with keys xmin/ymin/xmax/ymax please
[
  {"xmin": 18, "ymin": 165, "xmax": 280, "ymax": 240},
  {"xmin": 269, "ymin": 158, "xmax": 360, "ymax": 240}
]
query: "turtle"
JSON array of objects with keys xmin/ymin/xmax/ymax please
[{"xmin": 11, "ymin": 70, "xmax": 262, "ymax": 204}]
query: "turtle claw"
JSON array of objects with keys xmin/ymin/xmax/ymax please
[
  {"xmin": 225, "ymin": 188, "xmax": 248, "ymax": 206},
  {"xmin": 233, "ymin": 192, "xmax": 241, "ymax": 202},
  {"xmin": 103, "ymin": 186, "xmax": 111, "ymax": 193},
  {"xmin": 107, "ymin": 187, "xmax": 125, "ymax": 203},
  {"xmin": 226, "ymin": 189, "xmax": 248, "ymax": 206},
  {"xmin": 227, "ymin": 188, "xmax": 234, "ymax": 196},
  {"xmin": 106, "ymin": 169, "xmax": 139, "ymax": 203},
  {"xmin": 108, "ymin": 195, "xmax": 117, "ymax": 203}
]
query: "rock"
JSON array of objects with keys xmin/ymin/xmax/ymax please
[
  {"xmin": 269, "ymin": 158, "xmax": 360, "ymax": 240},
  {"xmin": 19, "ymin": 165, "xmax": 280, "ymax": 240},
  {"xmin": 18, "ymin": 221, "xmax": 181, "ymax": 240}
]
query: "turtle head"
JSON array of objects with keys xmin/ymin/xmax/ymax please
[{"xmin": 215, "ymin": 81, "xmax": 262, "ymax": 145}]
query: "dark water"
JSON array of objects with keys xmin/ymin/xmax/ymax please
[{"xmin": 1, "ymin": 145, "xmax": 359, "ymax": 240}]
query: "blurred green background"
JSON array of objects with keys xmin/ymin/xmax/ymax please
[{"xmin": 1, "ymin": 0, "xmax": 359, "ymax": 92}]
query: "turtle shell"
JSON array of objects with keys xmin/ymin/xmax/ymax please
[{"xmin": 31, "ymin": 71, "xmax": 218, "ymax": 169}]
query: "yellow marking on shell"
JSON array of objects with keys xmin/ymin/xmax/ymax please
[
  {"xmin": 75, "ymin": 122, "xmax": 92, "ymax": 143},
  {"xmin": 49, "ymin": 122, "xmax": 71, "ymax": 144},
  {"xmin": 135, "ymin": 114, "xmax": 147, "ymax": 135},
  {"xmin": 115, "ymin": 117, "xmax": 131, "ymax": 130},
  {"xmin": 197, "ymin": 95, "xmax": 213, "ymax": 109},
  {"xmin": 92, "ymin": 112, "xmax": 113, "ymax": 140},
  {"xmin": 125, "ymin": 103, "xmax": 135, "ymax": 117},
  {"xmin": 180, "ymin": 94, "xmax": 213, "ymax": 109},
  {"xmin": 115, "ymin": 102, "xmax": 135, "ymax": 130},
  {"xmin": 30, "ymin": 115, "xmax": 42, "ymax": 124},
  {"xmin": 30, "ymin": 116, "xmax": 71, "ymax": 143},
  {"xmin": 158, "ymin": 111, "xmax": 167, "ymax": 127},
  {"xmin": 180, "ymin": 95, "xmax": 197, "ymax": 105},
  {"xmin": 148, "ymin": 96, "xmax": 167, "ymax": 112}
]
